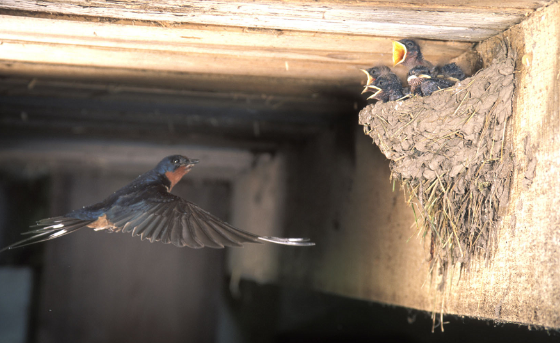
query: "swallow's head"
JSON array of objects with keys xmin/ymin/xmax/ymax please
[
  {"xmin": 436, "ymin": 62, "xmax": 465, "ymax": 82},
  {"xmin": 156, "ymin": 155, "xmax": 199, "ymax": 173},
  {"xmin": 366, "ymin": 75, "xmax": 403, "ymax": 102},
  {"xmin": 360, "ymin": 66, "xmax": 392, "ymax": 93},
  {"xmin": 407, "ymin": 65, "xmax": 432, "ymax": 81},
  {"xmin": 156, "ymin": 155, "xmax": 199, "ymax": 190},
  {"xmin": 393, "ymin": 39, "xmax": 422, "ymax": 67},
  {"xmin": 407, "ymin": 66, "xmax": 432, "ymax": 95}
]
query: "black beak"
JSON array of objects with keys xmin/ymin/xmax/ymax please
[{"xmin": 187, "ymin": 159, "xmax": 199, "ymax": 165}]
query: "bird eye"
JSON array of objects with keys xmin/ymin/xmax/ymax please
[{"xmin": 173, "ymin": 158, "xmax": 179, "ymax": 164}]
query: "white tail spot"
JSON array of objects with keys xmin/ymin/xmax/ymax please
[
  {"xmin": 48, "ymin": 224, "xmax": 65, "ymax": 229},
  {"xmin": 51, "ymin": 229, "xmax": 68, "ymax": 238}
]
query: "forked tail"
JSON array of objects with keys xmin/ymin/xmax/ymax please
[
  {"xmin": 257, "ymin": 236, "xmax": 315, "ymax": 246},
  {"xmin": 0, "ymin": 216, "xmax": 93, "ymax": 253}
]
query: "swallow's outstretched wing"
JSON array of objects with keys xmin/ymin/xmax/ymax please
[
  {"xmin": 101, "ymin": 187, "xmax": 314, "ymax": 248},
  {"xmin": 1, "ymin": 184, "xmax": 313, "ymax": 252}
]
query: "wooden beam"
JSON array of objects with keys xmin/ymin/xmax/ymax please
[
  {"xmin": 0, "ymin": 15, "xmax": 473, "ymax": 95},
  {"xmin": 0, "ymin": 60, "xmax": 356, "ymax": 97},
  {"xmin": 0, "ymin": 1, "xmax": 551, "ymax": 41},
  {"xmin": 0, "ymin": 15, "xmax": 469, "ymax": 64},
  {"xmin": 0, "ymin": 76, "xmax": 347, "ymax": 148}
]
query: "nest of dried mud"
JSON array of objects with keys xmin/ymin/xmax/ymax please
[{"xmin": 359, "ymin": 45, "xmax": 515, "ymax": 279}]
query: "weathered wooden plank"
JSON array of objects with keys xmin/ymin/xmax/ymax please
[
  {"xmin": 0, "ymin": 77, "xmax": 350, "ymax": 121},
  {"xmin": 0, "ymin": 15, "xmax": 473, "ymax": 91},
  {"xmin": 0, "ymin": 40, "xmax": 369, "ymax": 80},
  {"xmin": 0, "ymin": 25, "xmax": 466, "ymax": 70},
  {"xmin": 0, "ymin": 60, "xmax": 346, "ymax": 97},
  {"xmin": 0, "ymin": 0, "xmax": 547, "ymax": 41},
  {"xmin": 0, "ymin": 15, "xmax": 469, "ymax": 58},
  {"xmin": 0, "ymin": 15, "xmax": 474, "ymax": 95},
  {"xmin": 349, "ymin": 0, "xmax": 550, "ymax": 8}
]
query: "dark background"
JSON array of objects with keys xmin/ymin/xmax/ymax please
[{"xmin": 0, "ymin": 122, "xmax": 558, "ymax": 342}]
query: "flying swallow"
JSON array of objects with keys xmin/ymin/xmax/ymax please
[
  {"xmin": 365, "ymin": 74, "xmax": 404, "ymax": 102},
  {"xmin": 1, "ymin": 155, "xmax": 314, "ymax": 252},
  {"xmin": 393, "ymin": 39, "xmax": 434, "ymax": 69}
]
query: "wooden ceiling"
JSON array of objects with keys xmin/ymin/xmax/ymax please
[
  {"xmin": 1, "ymin": 1, "xmax": 550, "ymax": 40},
  {"xmin": 0, "ymin": 0, "xmax": 552, "ymax": 147}
]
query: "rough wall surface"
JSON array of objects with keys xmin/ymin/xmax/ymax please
[
  {"xmin": 229, "ymin": 1, "xmax": 560, "ymax": 329},
  {"xmin": 469, "ymin": 1, "xmax": 560, "ymax": 328},
  {"xmin": 228, "ymin": 154, "xmax": 287, "ymax": 284}
]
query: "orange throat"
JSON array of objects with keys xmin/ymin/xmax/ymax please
[{"xmin": 165, "ymin": 166, "xmax": 189, "ymax": 191}]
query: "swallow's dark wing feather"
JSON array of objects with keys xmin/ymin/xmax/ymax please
[
  {"xmin": 103, "ymin": 185, "xmax": 313, "ymax": 248},
  {"xmin": 1, "ymin": 184, "xmax": 313, "ymax": 252},
  {"xmin": 0, "ymin": 216, "xmax": 95, "ymax": 252}
]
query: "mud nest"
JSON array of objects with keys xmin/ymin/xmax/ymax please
[{"xmin": 359, "ymin": 45, "xmax": 515, "ymax": 276}]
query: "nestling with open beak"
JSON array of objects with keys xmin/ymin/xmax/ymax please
[
  {"xmin": 360, "ymin": 66, "xmax": 400, "ymax": 94},
  {"xmin": 365, "ymin": 74, "xmax": 405, "ymax": 103},
  {"xmin": 393, "ymin": 39, "xmax": 434, "ymax": 70},
  {"xmin": 361, "ymin": 66, "xmax": 392, "ymax": 87},
  {"xmin": 394, "ymin": 39, "xmax": 466, "ymax": 85}
]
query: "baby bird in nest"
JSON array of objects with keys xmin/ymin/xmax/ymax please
[
  {"xmin": 393, "ymin": 39, "xmax": 434, "ymax": 70},
  {"xmin": 393, "ymin": 39, "xmax": 466, "ymax": 85},
  {"xmin": 360, "ymin": 66, "xmax": 399, "ymax": 91},
  {"xmin": 433, "ymin": 62, "xmax": 466, "ymax": 83},
  {"xmin": 361, "ymin": 67, "xmax": 404, "ymax": 102},
  {"xmin": 407, "ymin": 66, "xmax": 455, "ymax": 97}
]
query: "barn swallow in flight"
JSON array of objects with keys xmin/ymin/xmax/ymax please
[
  {"xmin": 1, "ymin": 155, "xmax": 314, "ymax": 252},
  {"xmin": 365, "ymin": 74, "xmax": 404, "ymax": 102},
  {"xmin": 407, "ymin": 66, "xmax": 454, "ymax": 96}
]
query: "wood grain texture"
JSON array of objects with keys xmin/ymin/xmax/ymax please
[
  {"xmin": 228, "ymin": 1, "xmax": 560, "ymax": 329},
  {"xmin": 456, "ymin": 2, "xmax": 560, "ymax": 328},
  {"xmin": 0, "ymin": 0, "xmax": 551, "ymax": 41},
  {"xmin": 0, "ymin": 15, "xmax": 472, "ymax": 96}
]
